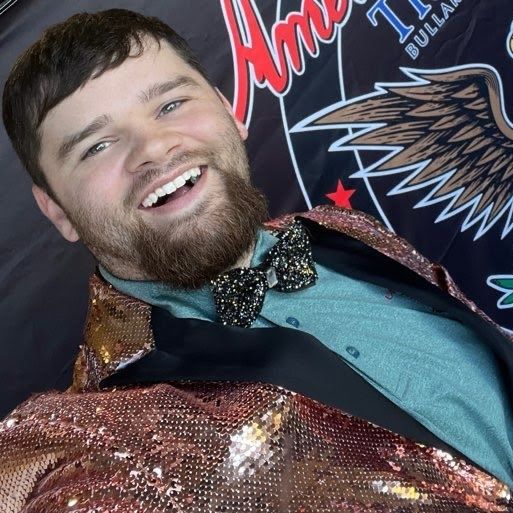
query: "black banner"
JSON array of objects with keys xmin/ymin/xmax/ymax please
[{"xmin": 1, "ymin": 0, "xmax": 511, "ymax": 416}]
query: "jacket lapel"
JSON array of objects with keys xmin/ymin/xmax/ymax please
[{"xmin": 104, "ymin": 304, "xmax": 471, "ymax": 459}]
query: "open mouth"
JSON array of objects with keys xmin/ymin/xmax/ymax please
[{"xmin": 140, "ymin": 165, "xmax": 207, "ymax": 210}]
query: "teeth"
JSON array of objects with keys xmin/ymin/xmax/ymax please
[
  {"xmin": 174, "ymin": 175, "xmax": 186, "ymax": 188},
  {"xmin": 141, "ymin": 166, "xmax": 203, "ymax": 208},
  {"xmin": 162, "ymin": 182, "xmax": 177, "ymax": 195}
]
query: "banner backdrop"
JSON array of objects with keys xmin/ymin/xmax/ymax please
[{"xmin": 1, "ymin": 0, "xmax": 511, "ymax": 416}]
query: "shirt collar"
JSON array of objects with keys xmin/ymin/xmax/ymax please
[
  {"xmin": 72, "ymin": 230, "xmax": 279, "ymax": 390},
  {"xmin": 98, "ymin": 229, "xmax": 279, "ymax": 320}
]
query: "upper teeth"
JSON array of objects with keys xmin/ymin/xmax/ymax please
[{"xmin": 142, "ymin": 167, "xmax": 202, "ymax": 208}]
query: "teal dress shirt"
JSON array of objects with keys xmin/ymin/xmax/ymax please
[{"xmin": 101, "ymin": 230, "xmax": 513, "ymax": 487}]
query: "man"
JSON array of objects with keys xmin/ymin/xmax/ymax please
[{"xmin": 0, "ymin": 8, "xmax": 512, "ymax": 512}]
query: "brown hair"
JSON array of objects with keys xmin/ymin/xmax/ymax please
[{"xmin": 2, "ymin": 8, "xmax": 211, "ymax": 199}]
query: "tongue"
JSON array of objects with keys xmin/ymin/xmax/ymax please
[{"xmin": 165, "ymin": 184, "xmax": 192, "ymax": 204}]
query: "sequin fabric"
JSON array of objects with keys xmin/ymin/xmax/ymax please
[
  {"xmin": 1, "ymin": 205, "xmax": 512, "ymax": 512},
  {"xmin": 1, "ymin": 382, "xmax": 512, "ymax": 512},
  {"xmin": 70, "ymin": 274, "xmax": 156, "ymax": 393},
  {"xmin": 210, "ymin": 221, "xmax": 318, "ymax": 327}
]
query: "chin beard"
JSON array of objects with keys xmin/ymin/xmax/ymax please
[
  {"xmin": 78, "ymin": 169, "xmax": 269, "ymax": 289},
  {"xmin": 133, "ymin": 172, "xmax": 268, "ymax": 288}
]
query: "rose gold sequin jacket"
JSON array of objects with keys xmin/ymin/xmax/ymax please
[{"xmin": 0, "ymin": 206, "xmax": 512, "ymax": 512}]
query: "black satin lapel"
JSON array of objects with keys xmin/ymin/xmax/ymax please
[
  {"xmin": 103, "ymin": 308, "xmax": 469, "ymax": 460},
  {"xmin": 300, "ymin": 217, "xmax": 513, "ymax": 399}
]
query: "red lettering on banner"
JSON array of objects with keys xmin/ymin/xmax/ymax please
[{"xmin": 222, "ymin": 0, "xmax": 351, "ymax": 122}]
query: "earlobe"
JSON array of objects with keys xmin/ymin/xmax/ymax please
[
  {"xmin": 32, "ymin": 185, "xmax": 80, "ymax": 242},
  {"xmin": 215, "ymin": 87, "xmax": 248, "ymax": 141}
]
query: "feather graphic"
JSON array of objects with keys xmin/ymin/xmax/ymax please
[{"xmin": 304, "ymin": 65, "xmax": 513, "ymax": 240}]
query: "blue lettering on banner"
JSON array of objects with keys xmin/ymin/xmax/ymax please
[
  {"xmin": 367, "ymin": 0, "xmax": 415, "ymax": 43},
  {"xmin": 408, "ymin": 0, "xmax": 432, "ymax": 18},
  {"xmin": 363, "ymin": 0, "xmax": 464, "ymax": 60}
]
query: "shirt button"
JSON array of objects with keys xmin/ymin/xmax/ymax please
[
  {"xmin": 346, "ymin": 346, "xmax": 360, "ymax": 359},
  {"xmin": 286, "ymin": 316, "xmax": 300, "ymax": 328}
]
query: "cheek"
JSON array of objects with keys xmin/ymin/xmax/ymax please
[
  {"xmin": 181, "ymin": 105, "xmax": 235, "ymax": 143},
  {"xmin": 75, "ymin": 160, "xmax": 128, "ymax": 205}
]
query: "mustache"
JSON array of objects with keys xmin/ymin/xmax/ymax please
[{"xmin": 125, "ymin": 150, "xmax": 216, "ymax": 207}]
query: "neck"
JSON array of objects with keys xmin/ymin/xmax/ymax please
[{"xmin": 231, "ymin": 237, "xmax": 256, "ymax": 269}]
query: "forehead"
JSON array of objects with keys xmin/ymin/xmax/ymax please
[{"xmin": 39, "ymin": 39, "xmax": 204, "ymax": 164}]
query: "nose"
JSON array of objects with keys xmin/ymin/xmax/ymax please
[{"xmin": 126, "ymin": 125, "xmax": 183, "ymax": 173}]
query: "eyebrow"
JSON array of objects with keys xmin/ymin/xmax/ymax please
[{"xmin": 56, "ymin": 75, "xmax": 200, "ymax": 163}]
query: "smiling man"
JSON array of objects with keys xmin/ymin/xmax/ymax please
[
  {"xmin": 1, "ymin": 8, "xmax": 513, "ymax": 512},
  {"xmin": 31, "ymin": 28, "xmax": 267, "ymax": 289}
]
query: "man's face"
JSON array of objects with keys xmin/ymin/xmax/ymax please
[{"xmin": 37, "ymin": 37, "xmax": 267, "ymax": 288}]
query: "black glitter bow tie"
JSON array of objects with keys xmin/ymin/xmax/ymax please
[{"xmin": 210, "ymin": 221, "xmax": 317, "ymax": 328}]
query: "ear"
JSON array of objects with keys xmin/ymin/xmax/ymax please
[
  {"xmin": 215, "ymin": 87, "xmax": 248, "ymax": 141},
  {"xmin": 32, "ymin": 185, "xmax": 79, "ymax": 242}
]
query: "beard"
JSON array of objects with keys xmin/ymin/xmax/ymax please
[
  {"xmin": 134, "ymin": 172, "xmax": 268, "ymax": 288},
  {"xmin": 64, "ymin": 127, "xmax": 269, "ymax": 289}
]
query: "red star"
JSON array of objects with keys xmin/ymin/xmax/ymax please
[{"xmin": 325, "ymin": 180, "xmax": 355, "ymax": 208}]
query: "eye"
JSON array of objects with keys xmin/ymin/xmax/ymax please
[
  {"xmin": 81, "ymin": 141, "xmax": 111, "ymax": 160},
  {"xmin": 158, "ymin": 100, "xmax": 184, "ymax": 118}
]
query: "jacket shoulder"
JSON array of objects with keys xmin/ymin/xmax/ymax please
[{"xmin": 266, "ymin": 205, "xmax": 512, "ymax": 344}]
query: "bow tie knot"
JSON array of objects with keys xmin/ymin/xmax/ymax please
[{"xmin": 210, "ymin": 221, "xmax": 317, "ymax": 327}]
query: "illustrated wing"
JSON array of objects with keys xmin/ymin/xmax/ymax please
[{"xmin": 313, "ymin": 66, "xmax": 513, "ymax": 238}]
